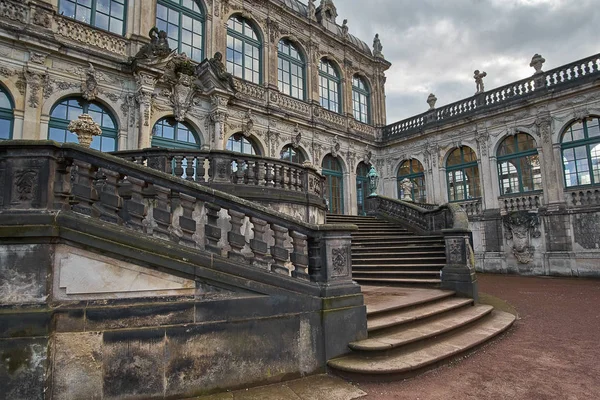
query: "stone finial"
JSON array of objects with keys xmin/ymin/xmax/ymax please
[
  {"xmin": 373, "ymin": 33, "xmax": 383, "ymax": 58},
  {"xmin": 474, "ymin": 70, "xmax": 487, "ymax": 94},
  {"xmin": 530, "ymin": 53, "xmax": 546, "ymax": 75},
  {"xmin": 427, "ymin": 93, "xmax": 438, "ymax": 110},
  {"xmin": 67, "ymin": 114, "xmax": 102, "ymax": 148}
]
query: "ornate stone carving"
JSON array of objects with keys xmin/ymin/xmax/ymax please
[
  {"xmin": 13, "ymin": 169, "xmax": 38, "ymax": 202},
  {"xmin": 535, "ymin": 113, "xmax": 553, "ymax": 145},
  {"xmin": 331, "ymin": 135, "xmax": 340, "ymax": 158},
  {"xmin": 68, "ymin": 114, "xmax": 103, "ymax": 148},
  {"xmin": 503, "ymin": 211, "xmax": 541, "ymax": 264},
  {"xmin": 25, "ymin": 69, "xmax": 46, "ymax": 108},
  {"xmin": 373, "ymin": 34, "xmax": 383, "ymax": 58},
  {"xmin": 81, "ymin": 63, "xmax": 99, "ymax": 101},
  {"xmin": 307, "ymin": 0, "xmax": 316, "ymax": 21},
  {"xmin": 56, "ymin": 17, "xmax": 127, "ymax": 56},
  {"xmin": 530, "ymin": 54, "xmax": 546, "ymax": 74},
  {"xmin": 207, "ymin": 52, "xmax": 237, "ymax": 92},
  {"xmin": 475, "ymin": 129, "xmax": 490, "ymax": 157},
  {"xmin": 210, "ymin": 111, "xmax": 227, "ymax": 140},
  {"xmin": 168, "ymin": 56, "xmax": 200, "ymax": 121},
  {"xmin": 474, "ymin": 70, "xmax": 487, "ymax": 94},
  {"xmin": 292, "ymin": 124, "xmax": 302, "ymax": 148},
  {"xmin": 447, "ymin": 238, "xmax": 463, "ymax": 264},
  {"xmin": 133, "ymin": 27, "xmax": 173, "ymax": 62},
  {"xmin": 29, "ymin": 52, "xmax": 47, "ymax": 65},
  {"xmin": 332, "ymin": 246, "xmax": 349, "ymax": 277},
  {"xmin": 33, "ymin": 7, "xmax": 52, "ymax": 28},
  {"xmin": 341, "ymin": 19, "xmax": 349, "ymax": 39},
  {"xmin": 0, "ymin": 1, "xmax": 27, "ymax": 24},
  {"xmin": 242, "ymin": 109, "xmax": 254, "ymax": 137}
]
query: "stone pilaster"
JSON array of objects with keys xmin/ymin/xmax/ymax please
[{"xmin": 134, "ymin": 72, "xmax": 158, "ymax": 149}]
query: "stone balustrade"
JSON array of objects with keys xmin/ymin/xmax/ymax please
[
  {"xmin": 0, "ymin": 141, "xmax": 357, "ymax": 290},
  {"xmin": 457, "ymin": 199, "xmax": 483, "ymax": 217},
  {"xmin": 383, "ymin": 53, "xmax": 600, "ymax": 141},
  {"xmin": 500, "ymin": 192, "xmax": 543, "ymax": 215},
  {"xmin": 566, "ymin": 188, "xmax": 600, "ymax": 208}
]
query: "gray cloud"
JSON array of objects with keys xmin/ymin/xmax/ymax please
[{"xmin": 299, "ymin": 0, "xmax": 599, "ymax": 122}]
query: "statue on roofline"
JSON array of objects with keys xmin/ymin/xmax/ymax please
[
  {"xmin": 206, "ymin": 51, "xmax": 237, "ymax": 92},
  {"xmin": 133, "ymin": 27, "xmax": 173, "ymax": 61},
  {"xmin": 373, "ymin": 33, "xmax": 383, "ymax": 58}
]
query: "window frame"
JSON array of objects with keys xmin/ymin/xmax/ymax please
[
  {"xmin": 352, "ymin": 75, "xmax": 370, "ymax": 124},
  {"xmin": 58, "ymin": 0, "xmax": 128, "ymax": 36},
  {"xmin": 280, "ymin": 144, "xmax": 306, "ymax": 164},
  {"xmin": 151, "ymin": 117, "xmax": 201, "ymax": 150},
  {"xmin": 397, "ymin": 159, "xmax": 426, "ymax": 203},
  {"xmin": 277, "ymin": 39, "xmax": 306, "ymax": 101},
  {"xmin": 48, "ymin": 97, "xmax": 118, "ymax": 152},
  {"xmin": 319, "ymin": 59, "xmax": 341, "ymax": 114},
  {"xmin": 226, "ymin": 15, "xmax": 262, "ymax": 84},
  {"xmin": 446, "ymin": 146, "xmax": 481, "ymax": 202},
  {"xmin": 226, "ymin": 133, "xmax": 260, "ymax": 155},
  {"xmin": 322, "ymin": 154, "xmax": 344, "ymax": 214},
  {"xmin": 561, "ymin": 116, "xmax": 600, "ymax": 188},
  {"xmin": 496, "ymin": 133, "xmax": 542, "ymax": 195},
  {"xmin": 156, "ymin": 0, "xmax": 205, "ymax": 62},
  {"xmin": 0, "ymin": 85, "xmax": 14, "ymax": 141}
]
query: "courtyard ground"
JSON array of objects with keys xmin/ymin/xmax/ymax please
[{"xmin": 358, "ymin": 273, "xmax": 600, "ymax": 400}]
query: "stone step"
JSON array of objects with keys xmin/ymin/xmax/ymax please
[
  {"xmin": 353, "ymin": 265, "xmax": 445, "ymax": 271},
  {"xmin": 352, "ymin": 304, "xmax": 493, "ymax": 351},
  {"xmin": 363, "ymin": 287, "xmax": 456, "ymax": 315},
  {"xmin": 351, "ymin": 236, "xmax": 444, "ymax": 241},
  {"xmin": 353, "ymin": 277, "xmax": 442, "ymax": 285},
  {"xmin": 327, "ymin": 311, "xmax": 516, "ymax": 376},
  {"xmin": 367, "ymin": 297, "xmax": 474, "ymax": 332},
  {"xmin": 353, "ymin": 270, "xmax": 441, "ymax": 278},
  {"xmin": 353, "ymin": 252, "xmax": 446, "ymax": 258},
  {"xmin": 353, "ymin": 257, "xmax": 446, "ymax": 264}
]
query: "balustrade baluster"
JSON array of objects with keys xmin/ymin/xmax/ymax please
[
  {"xmin": 283, "ymin": 166, "xmax": 291, "ymax": 189},
  {"xmin": 93, "ymin": 168, "xmax": 123, "ymax": 224},
  {"xmin": 235, "ymin": 159, "xmax": 245, "ymax": 184},
  {"xmin": 247, "ymin": 160, "xmax": 257, "ymax": 185},
  {"xmin": 227, "ymin": 210, "xmax": 247, "ymax": 263},
  {"xmin": 290, "ymin": 231, "xmax": 309, "ymax": 280},
  {"xmin": 152, "ymin": 185, "xmax": 172, "ymax": 240},
  {"xmin": 250, "ymin": 217, "xmax": 269, "ymax": 269},
  {"xmin": 118, "ymin": 176, "xmax": 147, "ymax": 232},
  {"xmin": 256, "ymin": 161, "xmax": 266, "ymax": 187},
  {"xmin": 197, "ymin": 156, "xmax": 207, "ymax": 183},
  {"xmin": 265, "ymin": 162, "xmax": 274, "ymax": 187},
  {"xmin": 173, "ymin": 155, "xmax": 184, "ymax": 179},
  {"xmin": 185, "ymin": 156, "xmax": 195, "ymax": 181},
  {"xmin": 270, "ymin": 224, "xmax": 289, "ymax": 275},
  {"xmin": 273, "ymin": 164, "xmax": 282, "ymax": 188},
  {"xmin": 71, "ymin": 159, "xmax": 98, "ymax": 216},
  {"xmin": 53, "ymin": 157, "xmax": 72, "ymax": 211},
  {"xmin": 179, "ymin": 193, "xmax": 197, "ymax": 247},
  {"xmin": 205, "ymin": 203, "xmax": 222, "ymax": 255}
]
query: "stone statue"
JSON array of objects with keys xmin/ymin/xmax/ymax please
[
  {"xmin": 530, "ymin": 54, "xmax": 546, "ymax": 74},
  {"xmin": 474, "ymin": 70, "xmax": 487, "ymax": 94},
  {"xmin": 341, "ymin": 19, "xmax": 349, "ymax": 38},
  {"xmin": 307, "ymin": 0, "xmax": 316, "ymax": 21},
  {"xmin": 400, "ymin": 178, "xmax": 414, "ymax": 201},
  {"xmin": 207, "ymin": 51, "xmax": 237, "ymax": 92},
  {"xmin": 81, "ymin": 63, "xmax": 98, "ymax": 101},
  {"xmin": 373, "ymin": 33, "xmax": 383, "ymax": 58},
  {"xmin": 133, "ymin": 27, "xmax": 173, "ymax": 60}
]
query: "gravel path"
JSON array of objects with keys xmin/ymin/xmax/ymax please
[{"xmin": 358, "ymin": 274, "xmax": 600, "ymax": 400}]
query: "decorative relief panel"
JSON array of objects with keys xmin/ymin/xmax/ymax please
[
  {"xmin": 0, "ymin": 0, "xmax": 27, "ymax": 24},
  {"xmin": 56, "ymin": 18, "xmax": 128, "ymax": 56},
  {"xmin": 331, "ymin": 246, "xmax": 350, "ymax": 277},
  {"xmin": 503, "ymin": 211, "xmax": 541, "ymax": 264}
]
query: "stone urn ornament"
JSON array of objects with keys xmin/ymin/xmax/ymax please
[{"xmin": 67, "ymin": 114, "xmax": 102, "ymax": 148}]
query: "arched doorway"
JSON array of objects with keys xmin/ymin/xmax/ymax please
[
  {"xmin": 322, "ymin": 154, "xmax": 344, "ymax": 214},
  {"xmin": 356, "ymin": 162, "xmax": 370, "ymax": 215}
]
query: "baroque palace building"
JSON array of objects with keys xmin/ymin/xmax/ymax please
[{"xmin": 0, "ymin": 0, "xmax": 599, "ymax": 278}]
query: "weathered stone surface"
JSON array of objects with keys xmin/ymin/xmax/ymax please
[
  {"xmin": 0, "ymin": 244, "xmax": 50, "ymax": 304},
  {"xmin": 0, "ymin": 338, "xmax": 47, "ymax": 400}
]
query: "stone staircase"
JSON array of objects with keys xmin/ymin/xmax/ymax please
[
  {"xmin": 327, "ymin": 286, "xmax": 516, "ymax": 379},
  {"xmin": 326, "ymin": 214, "xmax": 445, "ymax": 286}
]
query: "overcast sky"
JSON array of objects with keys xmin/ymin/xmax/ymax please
[{"xmin": 301, "ymin": 0, "xmax": 599, "ymax": 124}]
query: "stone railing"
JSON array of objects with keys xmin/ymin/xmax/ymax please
[
  {"xmin": 566, "ymin": 188, "xmax": 600, "ymax": 208},
  {"xmin": 365, "ymin": 195, "xmax": 477, "ymax": 299},
  {"xmin": 0, "ymin": 141, "xmax": 357, "ymax": 293},
  {"xmin": 55, "ymin": 16, "xmax": 128, "ymax": 56},
  {"xmin": 500, "ymin": 192, "xmax": 543, "ymax": 215},
  {"xmin": 383, "ymin": 53, "xmax": 600, "ymax": 141},
  {"xmin": 457, "ymin": 199, "xmax": 483, "ymax": 217},
  {"xmin": 112, "ymin": 148, "xmax": 326, "ymax": 208}
]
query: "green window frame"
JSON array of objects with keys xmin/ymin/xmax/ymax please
[
  {"xmin": 561, "ymin": 116, "xmax": 600, "ymax": 187},
  {"xmin": 0, "ymin": 85, "xmax": 14, "ymax": 141},
  {"xmin": 156, "ymin": 0, "xmax": 204, "ymax": 62},
  {"xmin": 352, "ymin": 75, "xmax": 370, "ymax": 124},
  {"xmin": 319, "ymin": 59, "xmax": 341, "ymax": 113},
  {"xmin": 356, "ymin": 162, "xmax": 370, "ymax": 216},
  {"xmin": 59, "ymin": 0, "xmax": 127, "ymax": 36},
  {"xmin": 226, "ymin": 133, "xmax": 260, "ymax": 155},
  {"xmin": 397, "ymin": 159, "xmax": 426, "ymax": 202},
  {"xmin": 322, "ymin": 154, "xmax": 344, "ymax": 214},
  {"xmin": 152, "ymin": 117, "xmax": 200, "ymax": 149},
  {"xmin": 497, "ymin": 133, "xmax": 542, "ymax": 195},
  {"xmin": 446, "ymin": 146, "xmax": 480, "ymax": 202},
  {"xmin": 277, "ymin": 40, "xmax": 305, "ymax": 100},
  {"xmin": 280, "ymin": 144, "xmax": 306, "ymax": 164},
  {"xmin": 48, "ymin": 98, "xmax": 118, "ymax": 152},
  {"xmin": 227, "ymin": 15, "xmax": 261, "ymax": 84}
]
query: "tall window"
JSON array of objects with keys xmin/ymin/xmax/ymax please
[
  {"xmin": 59, "ymin": 0, "xmax": 126, "ymax": 35},
  {"xmin": 0, "ymin": 86, "xmax": 14, "ymax": 140},
  {"xmin": 152, "ymin": 118, "xmax": 200, "ymax": 149},
  {"xmin": 497, "ymin": 133, "xmax": 542, "ymax": 195},
  {"xmin": 446, "ymin": 146, "xmax": 480, "ymax": 202},
  {"xmin": 322, "ymin": 154, "xmax": 344, "ymax": 214},
  {"xmin": 227, "ymin": 16, "xmax": 261, "ymax": 84},
  {"xmin": 352, "ymin": 75, "xmax": 370, "ymax": 124},
  {"xmin": 156, "ymin": 0, "xmax": 204, "ymax": 62},
  {"xmin": 562, "ymin": 116, "xmax": 600, "ymax": 187},
  {"xmin": 319, "ymin": 59, "xmax": 341, "ymax": 113},
  {"xmin": 278, "ymin": 40, "xmax": 305, "ymax": 100},
  {"xmin": 356, "ymin": 162, "xmax": 370, "ymax": 216},
  {"xmin": 280, "ymin": 144, "xmax": 306, "ymax": 164},
  {"xmin": 48, "ymin": 98, "xmax": 118, "ymax": 152},
  {"xmin": 226, "ymin": 133, "xmax": 260, "ymax": 155},
  {"xmin": 397, "ymin": 159, "xmax": 426, "ymax": 202}
]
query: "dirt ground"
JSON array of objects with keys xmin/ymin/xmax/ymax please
[{"xmin": 357, "ymin": 274, "xmax": 600, "ymax": 400}]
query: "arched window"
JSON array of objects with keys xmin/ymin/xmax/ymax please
[
  {"xmin": 156, "ymin": 0, "xmax": 204, "ymax": 62},
  {"xmin": 278, "ymin": 40, "xmax": 305, "ymax": 100},
  {"xmin": 397, "ymin": 159, "xmax": 426, "ymax": 202},
  {"xmin": 152, "ymin": 118, "xmax": 200, "ymax": 149},
  {"xmin": 446, "ymin": 146, "xmax": 480, "ymax": 202},
  {"xmin": 59, "ymin": 0, "xmax": 126, "ymax": 35},
  {"xmin": 561, "ymin": 116, "xmax": 600, "ymax": 187},
  {"xmin": 319, "ymin": 59, "xmax": 341, "ymax": 113},
  {"xmin": 48, "ymin": 98, "xmax": 118, "ymax": 152},
  {"xmin": 0, "ymin": 85, "xmax": 14, "ymax": 140},
  {"xmin": 356, "ymin": 162, "xmax": 370, "ymax": 216},
  {"xmin": 226, "ymin": 133, "xmax": 260, "ymax": 155},
  {"xmin": 322, "ymin": 154, "xmax": 344, "ymax": 214},
  {"xmin": 352, "ymin": 75, "xmax": 370, "ymax": 124},
  {"xmin": 280, "ymin": 144, "xmax": 306, "ymax": 164},
  {"xmin": 497, "ymin": 133, "xmax": 542, "ymax": 195},
  {"xmin": 227, "ymin": 15, "xmax": 261, "ymax": 84}
]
